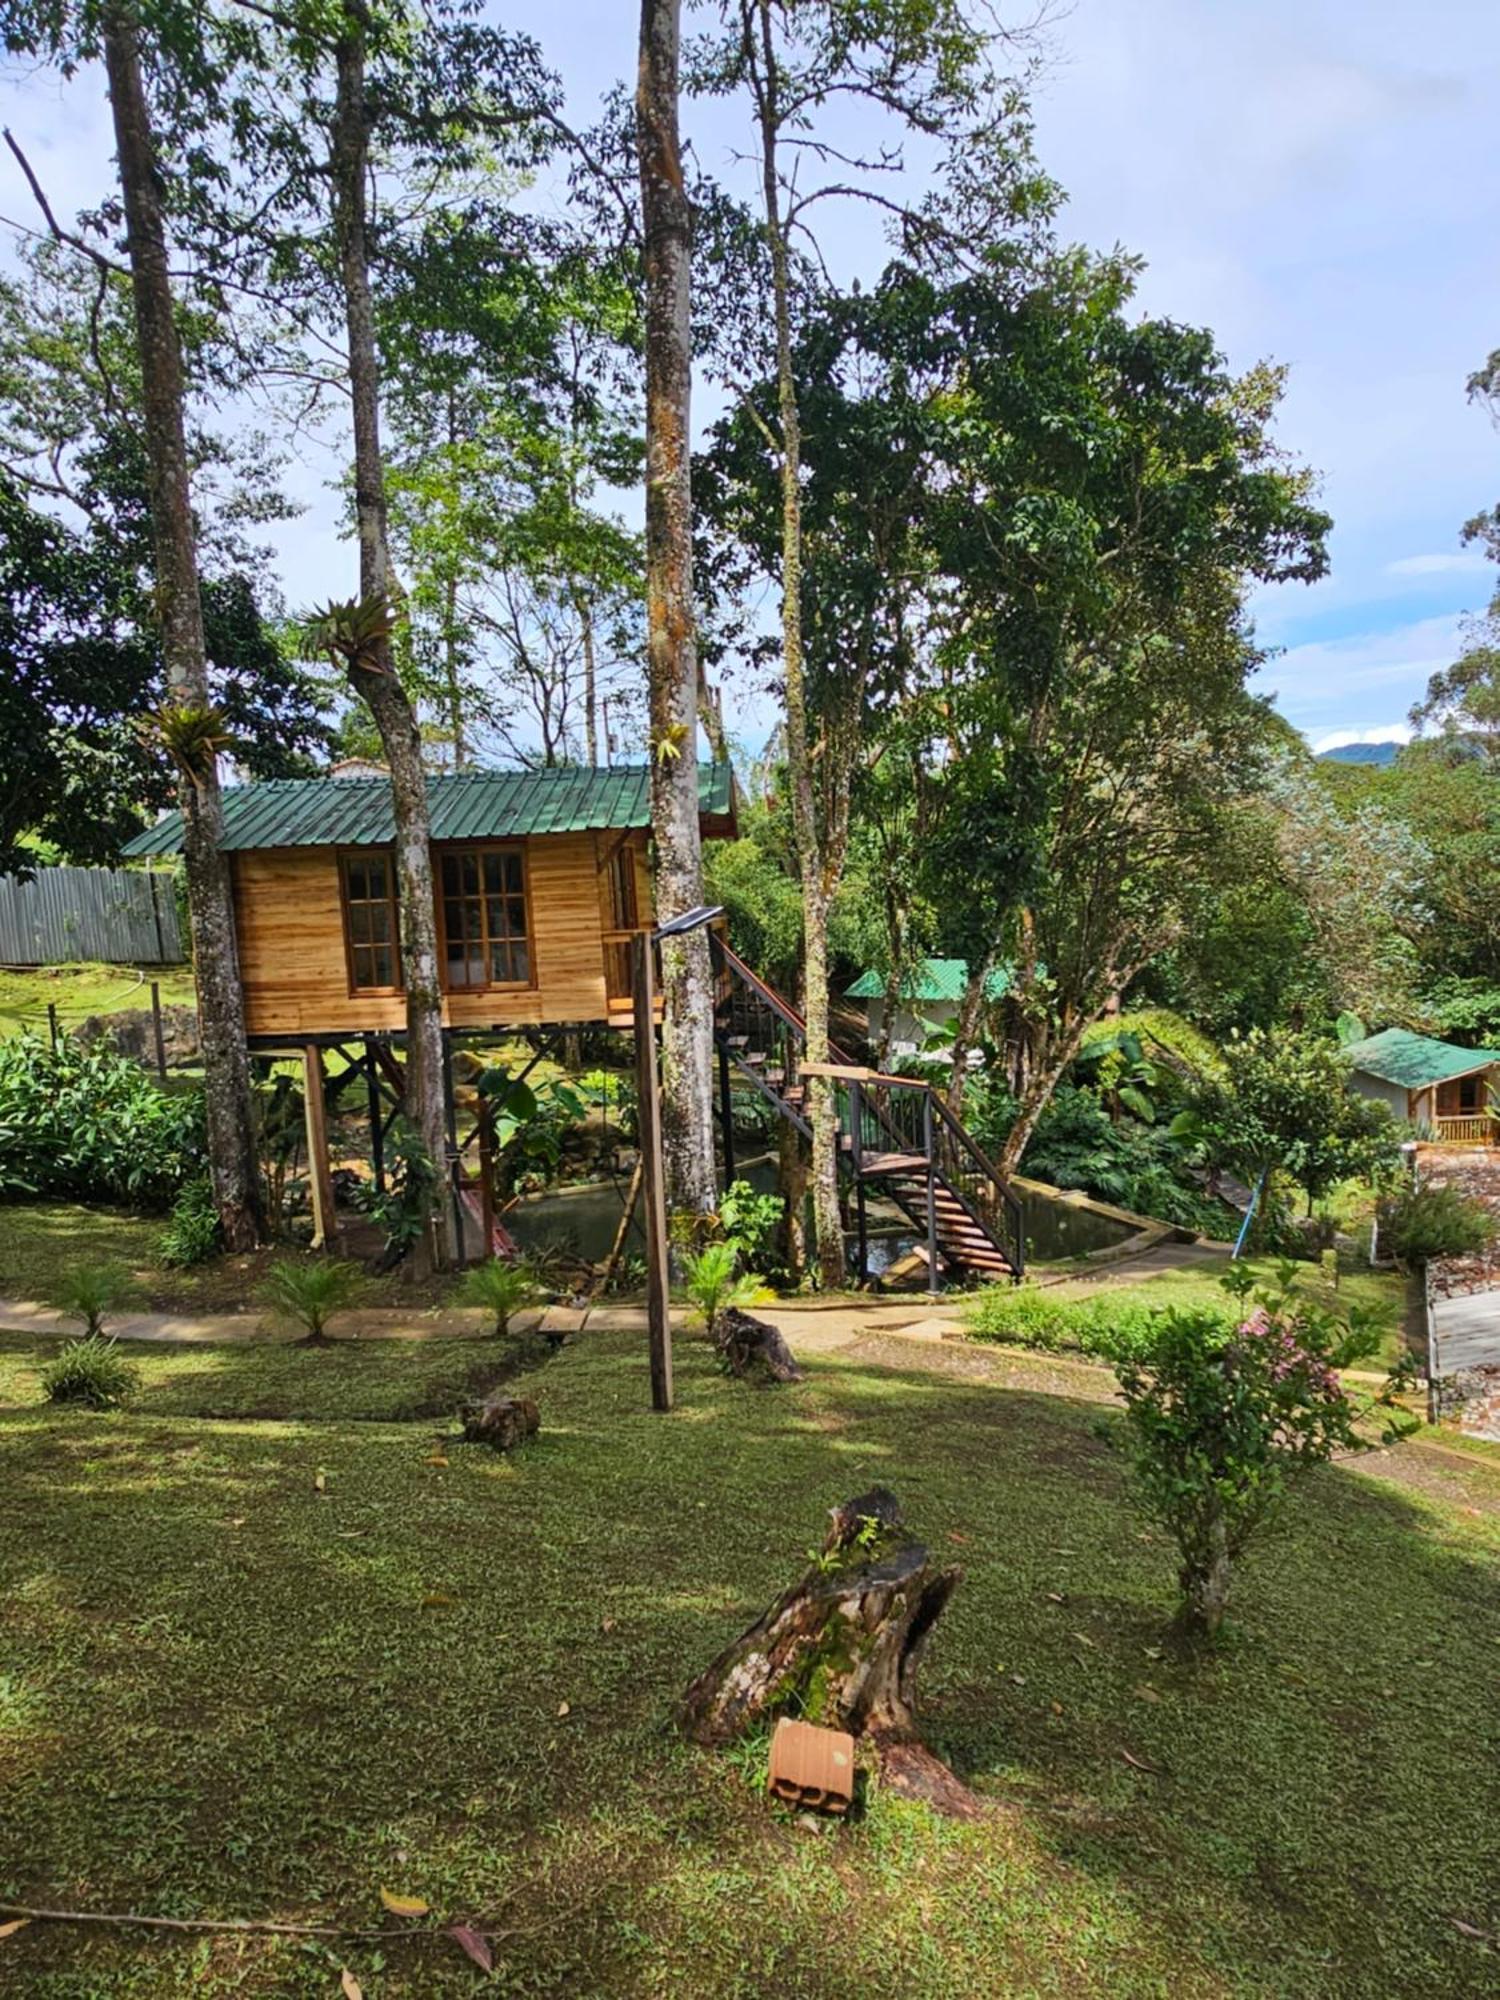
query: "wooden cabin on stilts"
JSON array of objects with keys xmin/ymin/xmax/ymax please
[{"xmin": 124, "ymin": 764, "xmax": 737, "ymax": 1263}]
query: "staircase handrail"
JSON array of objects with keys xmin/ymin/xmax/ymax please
[{"xmin": 930, "ymin": 1091, "xmax": 1026, "ymax": 1251}]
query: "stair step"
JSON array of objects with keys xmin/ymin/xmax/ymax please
[{"xmin": 860, "ymin": 1151, "xmax": 929, "ymax": 1176}]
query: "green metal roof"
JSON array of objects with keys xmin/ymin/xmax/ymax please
[
  {"xmin": 845, "ymin": 958, "xmax": 1012, "ymax": 1004},
  {"xmin": 122, "ymin": 763, "xmax": 735, "ymax": 858},
  {"xmin": 1342, "ymin": 1027, "xmax": 1500, "ymax": 1090}
]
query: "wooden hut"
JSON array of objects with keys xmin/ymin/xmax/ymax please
[
  {"xmin": 123, "ymin": 764, "xmax": 736, "ymax": 1041},
  {"xmin": 1344, "ymin": 1028, "xmax": 1500, "ymax": 1145}
]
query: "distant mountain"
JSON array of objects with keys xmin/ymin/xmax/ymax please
[{"xmin": 1315, "ymin": 740, "xmax": 1403, "ymax": 768}]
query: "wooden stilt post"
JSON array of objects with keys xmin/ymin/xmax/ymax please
[
  {"xmin": 717, "ymin": 1039, "xmax": 736, "ymax": 1191},
  {"xmin": 365, "ymin": 1040, "xmax": 385, "ymax": 1192},
  {"xmin": 633, "ymin": 930, "xmax": 673, "ymax": 1411},
  {"xmin": 442, "ymin": 1031, "xmax": 466, "ymax": 1267},
  {"xmin": 150, "ymin": 980, "xmax": 167, "ymax": 1079},
  {"xmin": 477, "ymin": 1096, "xmax": 496, "ymax": 1259},
  {"xmin": 302, "ymin": 1043, "xmax": 339, "ymax": 1253}
]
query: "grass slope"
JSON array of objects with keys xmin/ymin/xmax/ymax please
[
  {"xmin": 0, "ymin": 962, "xmax": 197, "ymax": 1039},
  {"xmin": 1, "ymin": 1327, "xmax": 1497, "ymax": 1996}
]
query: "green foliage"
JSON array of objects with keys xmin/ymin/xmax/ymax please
[
  {"xmin": 457, "ymin": 1258, "xmax": 538, "ymax": 1338},
  {"xmin": 1192, "ymin": 1028, "xmax": 1400, "ymax": 1205},
  {"xmin": 999, "ymin": 1083, "xmax": 1233, "ymax": 1235},
  {"xmin": 53, "ymin": 1261, "xmax": 132, "ymax": 1338},
  {"xmin": 0, "ymin": 1031, "xmax": 204, "ymax": 1208},
  {"xmin": 479, "ymin": 1068, "xmax": 590, "ymax": 1196},
  {"xmin": 1380, "ymin": 1182, "xmax": 1495, "ymax": 1267},
  {"xmin": 1420, "ymin": 976, "xmax": 1500, "ymax": 1045},
  {"xmin": 716, "ymin": 1180, "xmax": 785, "ymax": 1272},
  {"xmin": 39, "ymin": 1333, "xmax": 138, "ymax": 1410},
  {"xmin": 347, "ymin": 1118, "xmax": 440, "ymax": 1268},
  {"xmin": 965, "ymin": 1284, "xmax": 1167, "ymax": 1364},
  {"xmin": 679, "ymin": 1241, "xmax": 765, "ymax": 1343},
  {"xmin": 1114, "ymin": 1269, "xmax": 1384, "ymax": 1637},
  {"xmin": 259, "ymin": 1259, "xmax": 368, "ymax": 1344},
  {"xmin": 157, "ymin": 1178, "xmax": 221, "ymax": 1268}
]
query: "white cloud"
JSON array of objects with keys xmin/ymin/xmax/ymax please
[
  {"xmin": 1310, "ymin": 723, "xmax": 1414, "ymax": 752},
  {"xmin": 1265, "ymin": 612, "xmax": 1462, "ymax": 725},
  {"xmin": 1386, "ymin": 551, "xmax": 1489, "ymax": 576}
]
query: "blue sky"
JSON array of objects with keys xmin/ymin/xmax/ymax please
[{"xmin": 3, "ymin": 0, "xmax": 1497, "ymax": 752}]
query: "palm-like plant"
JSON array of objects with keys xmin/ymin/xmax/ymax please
[
  {"xmin": 458, "ymin": 1258, "xmax": 538, "ymax": 1338},
  {"xmin": 302, "ymin": 592, "xmax": 400, "ymax": 677},
  {"xmin": 680, "ymin": 1242, "xmax": 765, "ymax": 1346},
  {"xmin": 260, "ymin": 1258, "xmax": 368, "ymax": 1345},
  {"xmin": 54, "ymin": 1262, "xmax": 133, "ymax": 1338}
]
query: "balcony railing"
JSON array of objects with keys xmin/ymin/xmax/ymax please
[{"xmin": 1431, "ymin": 1114, "xmax": 1499, "ymax": 1145}]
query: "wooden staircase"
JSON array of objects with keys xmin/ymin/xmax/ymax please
[{"xmin": 711, "ymin": 936, "xmax": 1024, "ymax": 1285}]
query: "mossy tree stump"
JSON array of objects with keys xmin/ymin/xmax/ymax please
[{"xmin": 680, "ymin": 1488, "xmax": 978, "ymax": 1816}]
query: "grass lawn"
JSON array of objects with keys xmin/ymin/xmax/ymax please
[
  {"xmin": 1030, "ymin": 1254, "xmax": 1420, "ymax": 1370},
  {"xmin": 0, "ymin": 1203, "xmax": 467, "ymax": 1317},
  {"xmin": 0, "ymin": 961, "xmax": 197, "ymax": 1039},
  {"xmin": 2, "ymin": 1324, "xmax": 1498, "ymax": 1996}
]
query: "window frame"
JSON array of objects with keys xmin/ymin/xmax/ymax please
[
  {"xmin": 435, "ymin": 840, "xmax": 536, "ymax": 995},
  {"xmin": 337, "ymin": 847, "xmax": 404, "ymax": 998}
]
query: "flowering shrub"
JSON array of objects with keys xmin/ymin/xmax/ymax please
[{"xmin": 1114, "ymin": 1266, "xmax": 1394, "ymax": 1640}]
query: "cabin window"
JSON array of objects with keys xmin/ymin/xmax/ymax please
[
  {"xmin": 439, "ymin": 846, "xmax": 531, "ymax": 990},
  {"xmin": 339, "ymin": 851, "xmax": 402, "ymax": 993}
]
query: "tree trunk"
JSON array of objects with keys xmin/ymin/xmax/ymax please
[
  {"xmin": 752, "ymin": 0, "xmax": 842, "ymax": 1288},
  {"xmin": 574, "ymin": 584, "xmax": 598, "ymax": 766},
  {"xmin": 102, "ymin": 4, "xmax": 264, "ymax": 1251},
  {"xmin": 776, "ymin": 1114, "xmax": 809, "ymax": 1284},
  {"xmin": 1178, "ymin": 1511, "xmax": 1232, "ymax": 1641},
  {"xmin": 637, "ymin": 0, "xmax": 717, "ymax": 1219},
  {"xmin": 714, "ymin": 1304, "xmax": 802, "ymax": 1382},
  {"xmin": 946, "ymin": 946, "xmax": 999, "ymax": 1117},
  {"xmin": 996, "ymin": 1013, "xmax": 1091, "ymax": 1181},
  {"xmin": 681, "ymin": 1487, "xmax": 977, "ymax": 1816},
  {"xmin": 332, "ymin": 16, "xmax": 454, "ymax": 1268}
]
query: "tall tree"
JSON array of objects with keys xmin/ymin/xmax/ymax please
[
  {"xmin": 324, "ymin": 4, "xmax": 453, "ymax": 1265},
  {"xmin": 637, "ymin": 0, "xmax": 717, "ymax": 1216},
  {"xmin": 99, "ymin": 2, "xmax": 264, "ymax": 1247},
  {"xmin": 699, "ymin": 0, "xmax": 1047, "ymax": 1283}
]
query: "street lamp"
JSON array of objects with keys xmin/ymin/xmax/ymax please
[{"xmin": 632, "ymin": 904, "xmax": 724, "ymax": 1411}]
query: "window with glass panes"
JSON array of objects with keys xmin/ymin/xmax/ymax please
[
  {"xmin": 439, "ymin": 847, "xmax": 530, "ymax": 989},
  {"xmin": 339, "ymin": 851, "xmax": 402, "ymax": 993}
]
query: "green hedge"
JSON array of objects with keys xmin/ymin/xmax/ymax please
[{"xmin": 0, "ymin": 1032, "xmax": 205, "ymax": 1210}]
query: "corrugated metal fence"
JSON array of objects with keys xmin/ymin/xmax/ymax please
[{"xmin": 0, "ymin": 866, "xmax": 185, "ymax": 965}]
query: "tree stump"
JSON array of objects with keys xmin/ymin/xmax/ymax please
[
  {"xmin": 680, "ymin": 1488, "xmax": 978, "ymax": 1816},
  {"xmin": 715, "ymin": 1306, "xmax": 803, "ymax": 1383},
  {"xmin": 459, "ymin": 1392, "xmax": 539, "ymax": 1451}
]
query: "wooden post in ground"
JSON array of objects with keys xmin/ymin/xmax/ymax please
[
  {"xmin": 150, "ymin": 980, "xmax": 167, "ymax": 1079},
  {"xmin": 476, "ymin": 1096, "xmax": 497, "ymax": 1259},
  {"xmin": 302, "ymin": 1043, "xmax": 339, "ymax": 1253},
  {"xmin": 632, "ymin": 930, "xmax": 673, "ymax": 1411},
  {"xmin": 46, "ymin": 1002, "xmax": 58, "ymax": 1052}
]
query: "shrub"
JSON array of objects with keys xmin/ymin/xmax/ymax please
[
  {"xmin": 41, "ymin": 1335, "xmax": 138, "ymax": 1409},
  {"xmin": 347, "ymin": 1119, "xmax": 439, "ymax": 1268},
  {"xmin": 54, "ymin": 1262, "xmax": 133, "ymax": 1338},
  {"xmin": 260, "ymin": 1259, "xmax": 368, "ymax": 1344},
  {"xmin": 1114, "ymin": 1271, "xmax": 1383, "ymax": 1640},
  {"xmin": 1381, "ymin": 1182, "xmax": 1495, "ymax": 1267},
  {"xmin": 717, "ymin": 1180, "xmax": 785, "ymax": 1271},
  {"xmin": 680, "ymin": 1241, "xmax": 765, "ymax": 1345},
  {"xmin": 458, "ymin": 1259, "xmax": 538, "ymax": 1338},
  {"xmin": 158, "ymin": 1178, "xmax": 221, "ymax": 1268},
  {"xmin": 0, "ymin": 1031, "xmax": 204, "ymax": 1209}
]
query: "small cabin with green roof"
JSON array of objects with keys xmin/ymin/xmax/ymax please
[
  {"xmin": 845, "ymin": 958, "xmax": 1011, "ymax": 1052},
  {"xmin": 123, "ymin": 764, "xmax": 736, "ymax": 1042},
  {"xmin": 1343, "ymin": 1028, "xmax": 1500, "ymax": 1144}
]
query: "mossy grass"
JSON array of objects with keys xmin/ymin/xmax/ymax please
[{"xmin": 0, "ymin": 1326, "xmax": 1496, "ymax": 1992}]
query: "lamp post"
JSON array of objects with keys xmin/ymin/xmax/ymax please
[{"xmin": 632, "ymin": 904, "xmax": 723, "ymax": 1412}]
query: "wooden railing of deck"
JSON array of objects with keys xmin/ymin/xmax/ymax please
[{"xmin": 1431, "ymin": 1114, "xmax": 1499, "ymax": 1145}]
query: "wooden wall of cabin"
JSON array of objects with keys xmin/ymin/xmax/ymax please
[{"xmin": 231, "ymin": 832, "xmax": 655, "ymax": 1037}]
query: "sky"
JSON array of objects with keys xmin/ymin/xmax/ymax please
[{"xmin": 2, "ymin": 0, "xmax": 1497, "ymax": 754}]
